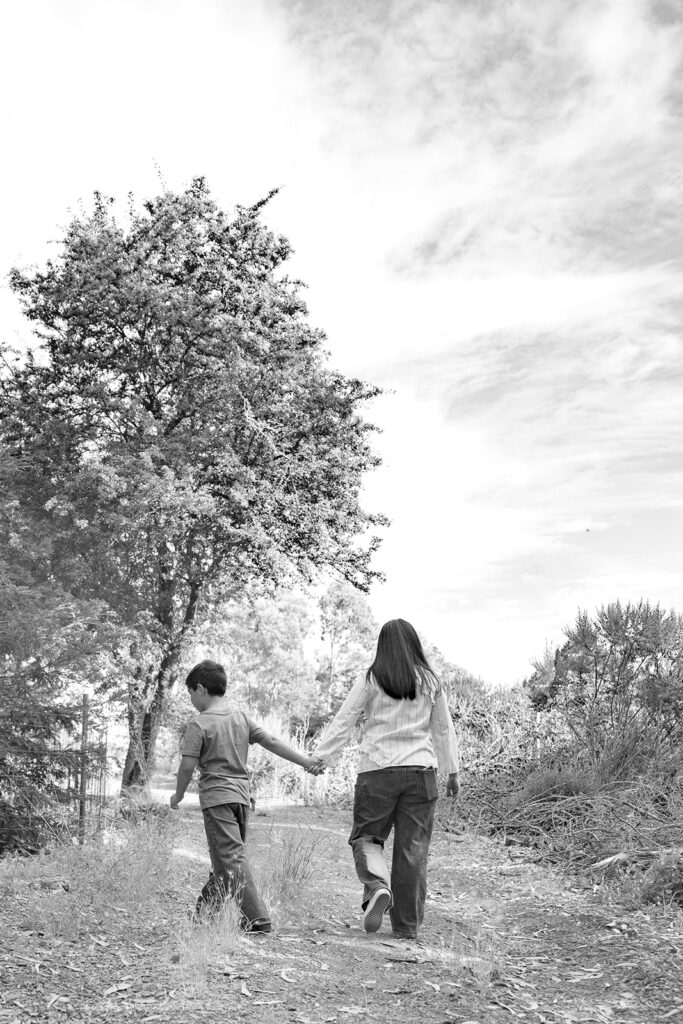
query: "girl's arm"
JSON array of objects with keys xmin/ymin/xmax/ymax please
[
  {"xmin": 314, "ymin": 676, "xmax": 370, "ymax": 766},
  {"xmin": 430, "ymin": 689, "xmax": 461, "ymax": 793}
]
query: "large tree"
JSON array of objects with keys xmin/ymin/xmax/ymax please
[{"xmin": 2, "ymin": 179, "xmax": 384, "ymax": 788}]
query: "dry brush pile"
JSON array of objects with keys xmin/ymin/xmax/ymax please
[{"xmin": 452, "ymin": 683, "xmax": 683, "ymax": 908}]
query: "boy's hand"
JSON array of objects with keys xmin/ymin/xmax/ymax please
[
  {"xmin": 170, "ymin": 794, "xmax": 182, "ymax": 809},
  {"xmin": 446, "ymin": 773, "xmax": 461, "ymax": 798},
  {"xmin": 305, "ymin": 757, "xmax": 326, "ymax": 776}
]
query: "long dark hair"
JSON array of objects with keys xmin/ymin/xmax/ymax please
[{"xmin": 366, "ymin": 619, "xmax": 439, "ymax": 700}]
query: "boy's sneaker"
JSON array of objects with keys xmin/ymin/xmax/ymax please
[
  {"xmin": 239, "ymin": 917, "xmax": 272, "ymax": 934},
  {"xmin": 363, "ymin": 888, "xmax": 391, "ymax": 933},
  {"xmin": 188, "ymin": 908, "xmax": 211, "ymax": 926}
]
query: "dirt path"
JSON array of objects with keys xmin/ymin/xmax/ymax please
[
  {"xmin": 173, "ymin": 801, "xmax": 683, "ymax": 1023},
  {"xmin": 2, "ymin": 801, "xmax": 682, "ymax": 1023}
]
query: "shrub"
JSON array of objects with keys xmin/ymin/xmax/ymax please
[
  {"xmin": 526, "ymin": 601, "xmax": 683, "ymax": 772},
  {"xmin": 515, "ymin": 767, "xmax": 596, "ymax": 803},
  {"xmin": 640, "ymin": 848, "xmax": 683, "ymax": 906}
]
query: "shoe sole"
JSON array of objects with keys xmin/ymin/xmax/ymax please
[{"xmin": 364, "ymin": 889, "xmax": 391, "ymax": 933}]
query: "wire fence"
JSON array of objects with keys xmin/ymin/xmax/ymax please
[
  {"xmin": 0, "ymin": 695, "xmax": 111, "ymax": 853},
  {"xmin": 57, "ymin": 696, "xmax": 110, "ymax": 839}
]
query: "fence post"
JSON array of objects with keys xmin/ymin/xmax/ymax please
[{"xmin": 78, "ymin": 694, "xmax": 89, "ymax": 845}]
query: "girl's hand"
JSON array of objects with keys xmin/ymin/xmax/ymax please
[
  {"xmin": 446, "ymin": 773, "xmax": 461, "ymax": 798},
  {"xmin": 305, "ymin": 757, "xmax": 326, "ymax": 776}
]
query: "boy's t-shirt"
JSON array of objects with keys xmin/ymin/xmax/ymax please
[{"xmin": 181, "ymin": 700, "xmax": 269, "ymax": 809}]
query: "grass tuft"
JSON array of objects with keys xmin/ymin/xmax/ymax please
[
  {"xmin": 174, "ymin": 902, "xmax": 241, "ymax": 993},
  {"xmin": 640, "ymin": 847, "xmax": 683, "ymax": 907},
  {"xmin": 250, "ymin": 824, "xmax": 327, "ymax": 936}
]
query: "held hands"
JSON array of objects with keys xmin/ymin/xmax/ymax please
[
  {"xmin": 170, "ymin": 794, "xmax": 182, "ymax": 809},
  {"xmin": 446, "ymin": 773, "xmax": 461, "ymax": 798},
  {"xmin": 305, "ymin": 757, "xmax": 326, "ymax": 776}
]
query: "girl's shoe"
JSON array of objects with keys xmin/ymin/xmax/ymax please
[{"xmin": 363, "ymin": 888, "xmax": 392, "ymax": 933}]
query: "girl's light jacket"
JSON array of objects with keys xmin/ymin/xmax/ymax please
[{"xmin": 314, "ymin": 674, "xmax": 460, "ymax": 775}]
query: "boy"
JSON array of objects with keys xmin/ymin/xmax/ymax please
[{"xmin": 170, "ymin": 659, "xmax": 321, "ymax": 932}]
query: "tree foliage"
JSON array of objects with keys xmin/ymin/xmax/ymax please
[
  {"xmin": 2, "ymin": 179, "xmax": 385, "ymax": 787},
  {"xmin": 316, "ymin": 581, "xmax": 378, "ymax": 716},
  {"xmin": 206, "ymin": 588, "xmax": 317, "ymax": 720}
]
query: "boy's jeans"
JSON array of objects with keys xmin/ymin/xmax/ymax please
[
  {"xmin": 198, "ymin": 802, "xmax": 270, "ymax": 929},
  {"xmin": 349, "ymin": 766, "xmax": 438, "ymax": 938}
]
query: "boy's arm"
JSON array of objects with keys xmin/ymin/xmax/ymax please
[
  {"xmin": 170, "ymin": 754, "xmax": 198, "ymax": 808},
  {"xmin": 255, "ymin": 733, "xmax": 316, "ymax": 770}
]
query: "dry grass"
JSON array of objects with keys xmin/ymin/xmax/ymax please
[
  {"xmin": 174, "ymin": 901, "xmax": 242, "ymax": 993},
  {"xmin": 0, "ymin": 805, "xmax": 326, "ymax": 998},
  {"xmin": 256, "ymin": 823, "xmax": 324, "ymax": 905},
  {"xmin": 308, "ymin": 745, "xmax": 359, "ymax": 807},
  {"xmin": 431, "ymin": 924, "xmax": 504, "ymax": 988},
  {"xmin": 0, "ymin": 813, "xmax": 178, "ymax": 940},
  {"xmin": 249, "ymin": 741, "xmax": 359, "ymax": 810},
  {"xmin": 173, "ymin": 822, "xmax": 325, "ymax": 991}
]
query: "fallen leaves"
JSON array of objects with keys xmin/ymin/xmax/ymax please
[
  {"xmin": 222, "ymin": 963, "xmax": 248, "ymax": 979},
  {"xmin": 566, "ymin": 969, "xmax": 604, "ymax": 983},
  {"xmin": 102, "ymin": 979, "xmax": 133, "ymax": 997},
  {"xmin": 46, "ymin": 995, "xmax": 68, "ymax": 1010}
]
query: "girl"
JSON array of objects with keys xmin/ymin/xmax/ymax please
[{"xmin": 312, "ymin": 619, "xmax": 460, "ymax": 940}]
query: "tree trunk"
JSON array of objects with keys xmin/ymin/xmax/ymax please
[
  {"xmin": 120, "ymin": 657, "xmax": 178, "ymax": 792},
  {"xmin": 120, "ymin": 582, "xmax": 201, "ymax": 793}
]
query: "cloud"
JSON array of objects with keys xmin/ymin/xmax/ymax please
[
  {"xmin": 387, "ymin": 1, "xmax": 683, "ymax": 276},
  {"xmin": 385, "ymin": 315, "xmax": 683, "ymax": 526},
  {"xmin": 262, "ymin": 0, "xmax": 683, "ymax": 394}
]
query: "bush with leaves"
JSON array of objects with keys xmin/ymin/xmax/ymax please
[
  {"xmin": 452, "ymin": 603, "xmax": 683, "ymax": 893},
  {"xmin": 525, "ymin": 600, "xmax": 683, "ymax": 777}
]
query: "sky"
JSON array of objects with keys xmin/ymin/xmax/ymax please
[{"xmin": 1, "ymin": 0, "xmax": 682, "ymax": 686}]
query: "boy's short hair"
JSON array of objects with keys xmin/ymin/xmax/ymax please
[{"xmin": 185, "ymin": 660, "xmax": 227, "ymax": 696}]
